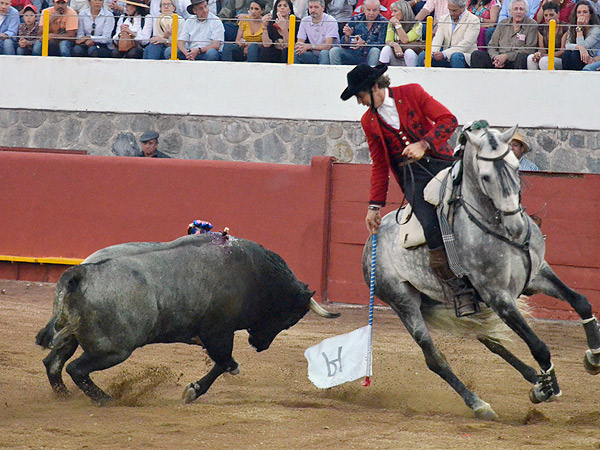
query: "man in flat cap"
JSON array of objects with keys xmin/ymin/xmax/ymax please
[
  {"xmin": 139, "ymin": 130, "xmax": 170, "ymax": 158},
  {"xmin": 341, "ymin": 63, "xmax": 479, "ymax": 317}
]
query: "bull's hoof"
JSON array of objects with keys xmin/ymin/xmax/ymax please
[
  {"xmin": 226, "ymin": 362, "xmax": 240, "ymax": 375},
  {"xmin": 584, "ymin": 350, "xmax": 600, "ymax": 375},
  {"xmin": 473, "ymin": 401, "xmax": 498, "ymax": 421},
  {"xmin": 529, "ymin": 364, "xmax": 561, "ymax": 404},
  {"xmin": 182, "ymin": 383, "xmax": 199, "ymax": 404},
  {"xmin": 51, "ymin": 384, "xmax": 71, "ymax": 398}
]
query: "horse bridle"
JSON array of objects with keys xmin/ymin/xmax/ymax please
[{"xmin": 475, "ymin": 146, "xmax": 524, "ymax": 218}]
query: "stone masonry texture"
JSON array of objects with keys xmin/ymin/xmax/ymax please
[{"xmin": 1, "ymin": 109, "xmax": 598, "ymax": 173}]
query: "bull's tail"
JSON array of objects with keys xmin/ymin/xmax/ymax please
[
  {"xmin": 421, "ymin": 295, "xmax": 531, "ymax": 343},
  {"xmin": 35, "ymin": 265, "xmax": 85, "ymax": 350}
]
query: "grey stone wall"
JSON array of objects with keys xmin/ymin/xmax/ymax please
[{"xmin": 1, "ymin": 108, "xmax": 599, "ymax": 173}]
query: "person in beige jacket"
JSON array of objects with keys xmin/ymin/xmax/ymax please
[{"xmin": 408, "ymin": 0, "xmax": 480, "ymax": 67}]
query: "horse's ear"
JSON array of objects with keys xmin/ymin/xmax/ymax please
[
  {"xmin": 499, "ymin": 125, "xmax": 518, "ymax": 144},
  {"xmin": 464, "ymin": 130, "xmax": 482, "ymax": 148}
]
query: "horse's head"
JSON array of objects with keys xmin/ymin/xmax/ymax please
[{"xmin": 463, "ymin": 124, "xmax": 526, "ymax": 239}]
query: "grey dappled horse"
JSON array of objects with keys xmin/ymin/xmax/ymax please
[{"xmin": 363, "ymin": 124, "xmax": 600, "ymax": 420}]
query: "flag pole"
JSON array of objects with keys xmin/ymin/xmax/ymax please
[{"xmin": 362, "ymin": 232, "xmax": 377, "ymax": 387}]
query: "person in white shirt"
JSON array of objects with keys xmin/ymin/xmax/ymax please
[
  {"xmin": 177, "ymin": 0, "xmax": 224, "ymax": 60},
  {"xmin": 73, "ymin": 0, "xmax": 115, "ymax": 57},
  {"xmin": 412, "ymin": 0, "xmax": 480, "ymax": 67},
  {"xmin": 112, "ymin": 0, "xmax": 152, "ymax": 57}
]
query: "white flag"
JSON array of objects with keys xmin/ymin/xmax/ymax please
[{"xmin": 304, "ymin": 325, "xmax": 373, "ymax": 389}]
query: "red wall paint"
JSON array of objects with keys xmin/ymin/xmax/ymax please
[{"xmin": 0, "ymin": 151, "xmax": 597, "ymax": 320}]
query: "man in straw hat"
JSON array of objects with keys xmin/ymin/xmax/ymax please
[
  {"xmin": 341, "ymin": 63, "xmax": 479, "ymax": 317},
  {"xmin": 510, "ymin": 131, "xmax": 539, "ymax": 171}
]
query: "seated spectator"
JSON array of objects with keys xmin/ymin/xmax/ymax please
[
  {"xmin": 379, "ymin": 0, "xmax": 423, "ymax": 66},
  {"xmin": 527, "ymin": 1, "xmax": 566, "ymax": 69},
  {"xmin": 534, "ymin": 0, "xmax": 574, "ymax": 23},
  {"xmin": 467, "ymin": 0, "xmax": 500, "ymax": 49},
  {"xmin": 144, "ymin": 0, "xmax": 179, "ymax": 59},
  {"xmin": 11, "ymin": 0, "xmax": 28, "ymax": 13},
  {"xmin": 112, "ymin": 0, "xmax": 151, "ymax": 58},
  {"xmin": 470, "ymin": 0, "xmax": 537, "ymax": 69},
  {"xmin": 294, "ymin": 0, "xmax": 339, "ymax": 64},
  {"xmin": 1, "ymin": 0, "xmax": 19, "ymax": 55},
  {"xmin": 150, "ymin": 0, "xmax": 194, "ymax": 20},
  {"xmin": 352, "ymin": 0, "xmax": 394, "ymax": 18},
  {"xmin": 16, "ymin": 4, "xmax": 39, "ymax": 55},
  {"xmin": 510, "ymin": 132, "xmax": 539, "ymax": 171},
  {"xmin": 258, "ymin": 0, "xmax": 297, "ymax": 63},
  {"xmin": 73, "ymin": 0, "xmax": 115, "ymax": 57},
  {"xmin": 330, "ymin": 0, "xmax": 387, "ymax": 65},
  {"xmin": 139, "ymin": 130, "xmax": 170, "ymax": 158},
  {"xmin": 411, "ymin": 0, "xmax": 479, "ymax": 67},
  {"xmin": 414, "ymin": 0, "xmax": 449, "ymax": 29},
  {"xmin": 177, "ymin": 0, "xmax": 224, "ymax": 61},
  {"xmin": 222, "ymin": 0, "xmax": 266, "ymax": 61},
  {"xmin": 219, "ymin": 0, "xmax": 273, "ymax": 43},
  {"xmin": 561, "ymin": 0, "xmax": 600, "ymax": 70},
  {"xmin": 326, "ymin": 0, "xmax": 357, "ymax": 31},
  {"xmin": 498, "ymin": 0, "xmax": 540, "ymax": 20},
  {"xmin": 70, "ymin": 0, "xmax": 90, "ymax": 13},
  {"xmin": 32, "ymin": 0, "xmax": 78, "ymax": 57}
]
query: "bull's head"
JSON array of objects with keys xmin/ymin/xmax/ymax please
[{"xmin": 248, "ymin": 298, "xmax": 339, "ymax": 352}]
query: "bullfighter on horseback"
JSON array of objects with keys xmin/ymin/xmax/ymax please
[{"xmin": 341, "ymin": 63, "xmax": 478, "ymax": 317}]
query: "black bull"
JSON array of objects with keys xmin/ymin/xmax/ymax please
[{"xmin": 36, "ymin": 234, "xmax": 339, "ymax": 404}]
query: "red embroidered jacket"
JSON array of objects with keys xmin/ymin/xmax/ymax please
[{"xmin": 361, "ymin": 84, "xmax": 458, "ymax": 206}]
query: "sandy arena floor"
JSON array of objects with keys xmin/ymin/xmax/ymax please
[{"xmin": 0, "ymin": 279, "xmax": 599, "ymax": 450}]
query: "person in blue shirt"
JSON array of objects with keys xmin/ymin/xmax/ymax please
[
  {"xmin": 330, "ymin": 0, "xmax": 388, "ymax": 65},
  {"xmin": 0, "ymin": 0, "xmax": 20, "ymax": 55},
  {"xmin": 510, "ymin": 132, "xmax": 540, "ymax": 171}
]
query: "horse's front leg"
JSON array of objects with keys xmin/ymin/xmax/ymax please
[
  {"xmin": 483, "ymin": 290, "xmax": 561, "ymax": 403},
  {"xmin": 526, "ymin": 261, "xmax": 600, "ymax": 375},
  {"xmin": 382, "ymin": 281, "xmax": 498, "ymax": 420}
]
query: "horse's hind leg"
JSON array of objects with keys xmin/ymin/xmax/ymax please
[
  {"xmin": 43, "ymin": 337, "xmax": 78, "ymax": 396},
  {"xmin": 486, "ymin": 292, "xmax": 560, "ymax": 403},
  {"xmin": 383, "ymin": 282, "xmax": 498, "ymax": 420},
  {"xmin": 526, "ymin": 262, "xmax": 600, "ymax": 374},
  {"xmin": 477, "ymin": 336, "xmax": 538, "ymax": 383}
]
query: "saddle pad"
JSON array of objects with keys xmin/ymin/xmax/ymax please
[
  {"xmin": 397, "ymin": 204, "xmax": 426, "ymax": 249},
  {"xmin": 424, "ymin": 167, "xmax": 452, "ymax": 207}
]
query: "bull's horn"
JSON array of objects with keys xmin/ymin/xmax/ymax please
[{"xmin": 309, "ymin": 298, "xmax": 340, "ymax": 318}]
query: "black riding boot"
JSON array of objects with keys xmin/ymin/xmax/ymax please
[{"xmin": 429, "ymin": 247, "xmax": 479, "ymax": 318}]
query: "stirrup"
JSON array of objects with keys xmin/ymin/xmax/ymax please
[{"xmin": 453, "ymin": 286, "xmax": 480, "ymax": 318}]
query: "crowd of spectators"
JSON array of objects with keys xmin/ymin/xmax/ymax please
[{"xmin": 0, "ymin": 0, "xmax": 598, "ymax": 69}]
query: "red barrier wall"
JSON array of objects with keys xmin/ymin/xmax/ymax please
[
  {"xmin": 0, "ymin": 151, "xmax": 597, "ymax": 320},
  {"xmin": 0, "ymin": 152, "xmax": 333, "ymax": 300}
]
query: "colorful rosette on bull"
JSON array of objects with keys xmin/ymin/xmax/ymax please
[{"xmin": 187, "ymin": 220, "xmax": 214, "ymax": 235}]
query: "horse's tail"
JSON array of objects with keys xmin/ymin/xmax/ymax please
[
  {"xmin": 35, "ymin": 266, "xmax": 85, "ymax": 350},
  {"xmin": 421, "ymin": 296, "xmax": 531, "ymax": 343}
]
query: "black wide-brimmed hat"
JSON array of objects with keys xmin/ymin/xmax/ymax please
[
  {"xmin": 340, "ymin": 64, "xmax": 388, "ymax": 101},
  {"xmin": 188, "ymin": 0, "xmax": 208, "ymax": 15}
]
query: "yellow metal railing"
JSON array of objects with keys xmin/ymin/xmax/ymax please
[
  {"xmin": 170, "ymin": 14, "xmax": 179, "ymax": 60},
  {"xmin": 548, "ymin": 19, "xmax": 556, "ymax": 71},
  {"xmin": 287, "ymin": 14, "xmax": 296, "ymax": 65},
  {"xmin": 424, "ymin": 16, "xmax": 433, "ymax": 68},
  {"xmin": 0, "ymin": 255, "xmax": 83, "ymax": 265}
]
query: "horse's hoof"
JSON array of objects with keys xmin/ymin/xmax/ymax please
[
  {"xmin": 93, "ymin": 395, "xmax": 112, "ymax": 406},
  {"xmin": 182, "ymin": 383, "xmax": 198, "ymax": 404},
  {"xmin": 530, "ymin": 364, "xmax": 561, "ymax": 404},
  {"xmin": 52, "ymin": 384, "xmax": 71, "ymax": 398},
  {"xmin": 584, "ymin": 350, "xmax": 600, "ymax": 375},
  {"xmin": 473, "ymin": 401, "xmax": 498, "ymax": 421},
  {"xmin": 529, "ymin": 384, "xmax": 562, "ymax": 404}
]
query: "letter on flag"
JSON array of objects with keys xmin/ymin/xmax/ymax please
[{"xmin": 304, "ymin": 325, "xmax": 373, "ymax": 389}]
